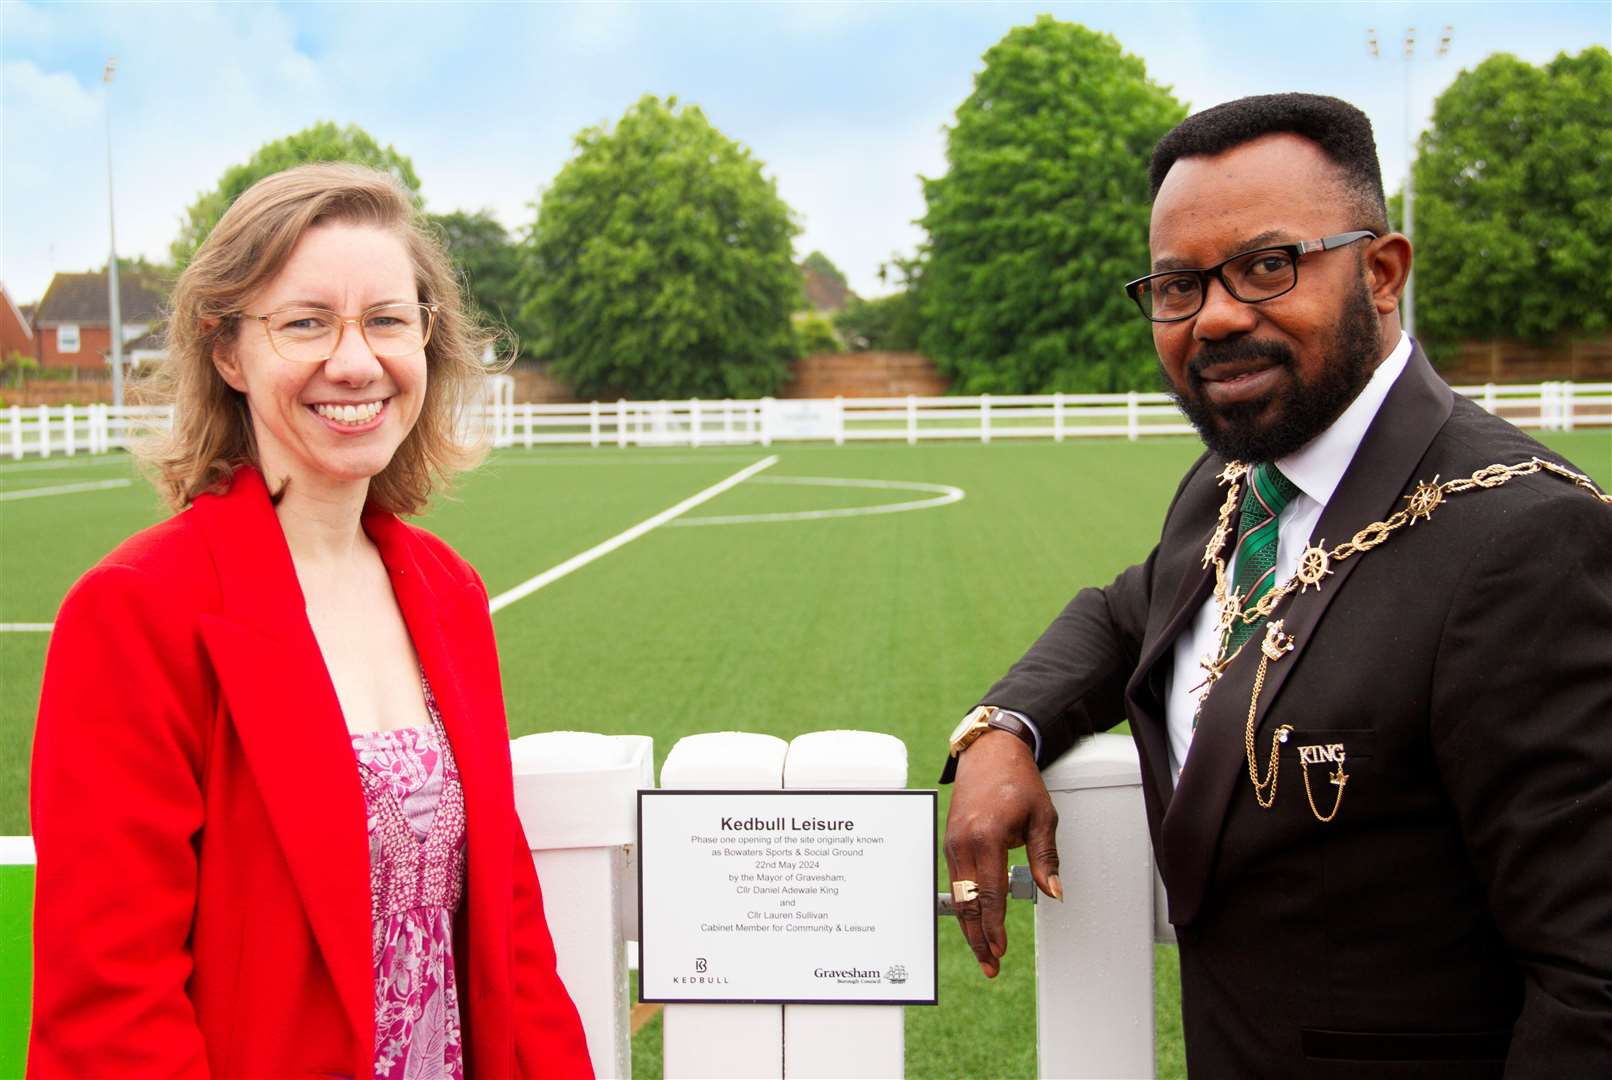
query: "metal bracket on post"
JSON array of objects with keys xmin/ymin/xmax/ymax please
[{"xmin": 935, "ymin": 864, "xmax": 1037, "ymax": 916}]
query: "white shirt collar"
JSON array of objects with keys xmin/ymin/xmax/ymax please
[{"xmin": 1277, "ymin": 331, "xmax": 1412, "ymax": 507}]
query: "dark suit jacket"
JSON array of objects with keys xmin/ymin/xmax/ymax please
[
  {"xmin": 30, "ymin": 466, "xmax": 594, "ymax": 1078},
  {"xmin": 960, "ymin": 349, "xmax": 1612, "ymax": 1078}
]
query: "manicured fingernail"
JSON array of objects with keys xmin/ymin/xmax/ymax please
[
  {"xmin": 979, "ymin": 961, "xmax": 995, "ymax": 978},
  {"xmin": 1049, "ymin": 874, "xmax": 1064, "ymax": 902},
  {"xmin": 990, "ymin": 941, "xmax": 1005, "ymax": 958}
]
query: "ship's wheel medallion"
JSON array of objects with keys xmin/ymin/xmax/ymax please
[
  {"xmin": 1296, "ymin": 544, "xmax": 1333, "ymax": 592},
  {"xmin": 1405, "ymin": 479, "xmax": 1443, "ymax": 524}
]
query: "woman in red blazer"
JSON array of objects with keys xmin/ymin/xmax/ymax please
[{"xmin": 29, "ymin": 164, "xmax": 594, "ymax": 1078}]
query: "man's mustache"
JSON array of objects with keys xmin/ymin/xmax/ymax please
[{"xmin": 1188, "ymin": 339, "xmax": 1295, "ymax": 382}]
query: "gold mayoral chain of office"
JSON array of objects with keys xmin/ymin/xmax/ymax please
[{"xmin": 1190, "ymin": 456, "xmax": 1610, "ymax": 824}]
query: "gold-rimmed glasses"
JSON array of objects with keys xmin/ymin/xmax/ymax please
[{"xmin": 235, "ymin": 302, "xmax": 438, "ymax": 363}]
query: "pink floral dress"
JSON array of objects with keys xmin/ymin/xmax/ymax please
[{"xmin": 350, "ymin": 680, "xmax": 468, "ymax": 1080}]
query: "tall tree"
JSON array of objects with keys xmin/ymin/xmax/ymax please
[
  {"xmin": 520, "ymin": 95, "xmax": 801, "ymax": 399},
  {"xmin": 918, "ymin": 16, "xmax": 1185, "ymax": 393},
  {"xmin": 1412, "ymin": 46, "xmax": 1612, "ymax": 349},
  {"xmin": 170, "ymin": 122, "xmax": 421, "ymax": 269},
  {"xmin": 427, "ymin": 210, "xmax": 529, "ymax": 349}
]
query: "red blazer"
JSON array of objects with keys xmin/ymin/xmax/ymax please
[{"xmin": 30, "ymin": 466, "xmax": 594, "ymax": 1079}]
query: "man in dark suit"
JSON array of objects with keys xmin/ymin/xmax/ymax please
[{"xmin": 941, "ymin": 93, "xmax": 1612, "ymax": 1077}]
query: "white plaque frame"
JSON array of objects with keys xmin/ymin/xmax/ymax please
[{"xmin": 637, "ymin": 789, "xmax": 938, "ymax": 1005}]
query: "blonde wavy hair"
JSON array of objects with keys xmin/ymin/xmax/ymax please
[{"xmin": 143, "ymin": 162, "xmax": 493, "ymax": 514}]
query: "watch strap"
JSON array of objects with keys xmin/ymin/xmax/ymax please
[{"xmin": 985, "ymin": 709, "xmax": 1037, "ymax": 756}]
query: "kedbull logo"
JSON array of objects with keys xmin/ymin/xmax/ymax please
[{"xmin": 673, "ymin": 958, "xmax": 729, "ymax": 986}]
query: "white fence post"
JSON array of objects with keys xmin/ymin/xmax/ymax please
[
  {"xmin": 691, "ymin": 398, "xmax": 702, "ymax": 448},
  {"xmin": 980, "ymin": 394, "xmax": 991, "ymax": 445},
  {"xmin": 1126, "ymin": 391, "xmax": 1140, "ymax": 441},
  {"xmin": 782, "ymin": 732, "xmax": 907, "ymax": 1079},
  {"xmin": 1036, "ymin": 734, "xmax": 1155, "ymax": 1078},
  {"xmin": 907, "ymin": 395, "xmax": 917, "ymax": 446},
  {"xmin": 1563, "ymin": 382, "xmax": 1575, "ymax": 432},
  {"xmin": 617, "ymin": 399, "xmax": 629, "ymax": 449},
  {"xmin": 37, "ymin": 404, "xmax": 50, "ymax": 458},
  {"xmin": 1054, "ymin": 392, "xmax": 1065, "ymax": 443},
  {"xmin": 1483, "ymin": 383, "xmax": 1497, "ymax": 415},
  {"xmin": 760, "ymin": 397, "xmax": 774, "ymax": 448},
  {"xmin": 11, "ymin": 404, "xmax": 23, "ymax": 460},
  {"xmin": 511, "ymin": 731, "xmax": 654, "ymax": 1080},
  {"xmin": 64, "ymin": 404, "xmax": 75, "ymax": 456},
  {"xmin": 834, "ymin": 396, "xmax": 845, "ymax": 447},
  {"xmin": 661, "ymin": 733, "xmax": 789, "ymax": 1079}
]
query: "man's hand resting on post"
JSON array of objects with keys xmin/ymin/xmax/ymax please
[{"xmin": 943, "ymin": 728, "xmax": 1064, "ymax": 977}]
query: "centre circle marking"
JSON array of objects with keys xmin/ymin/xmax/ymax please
[{"xmin": 672, "ymin": 476, "xmax": 965, "ymax": 527}]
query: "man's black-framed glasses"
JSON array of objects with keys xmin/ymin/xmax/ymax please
[{"xmin": 1124, "ymin": 230, "xmax": 1377, "ymax": 323}]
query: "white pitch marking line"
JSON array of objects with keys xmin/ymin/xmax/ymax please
[
  {"xmin": 0, "ymin": 478, "xmax": 132, "ymax": 502},
  {"xmin": 672, "ymin": 475, "xmax": 965, "ymax": 527},
  {"xmin": 0, "ymin": 623, "xmax": 54, "ymax": 633},
  {"xmin": 0, "ymin": 455, "xmax": 129, "ymax": 474},
  {"xmin": 487, "ymin": 454, "xmax": 779, "ymax": 613}
]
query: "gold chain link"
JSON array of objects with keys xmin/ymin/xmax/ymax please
[{"xmin": 1198, "ymin": 455, "xmax": 1607, "ymax": 821}]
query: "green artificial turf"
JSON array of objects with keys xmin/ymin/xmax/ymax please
[{"xmin": 1, "ymin": 429, "xmax": 1608, "ymax": 1077}]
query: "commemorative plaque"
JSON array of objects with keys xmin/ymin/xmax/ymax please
[{"xmin": 637, "ymin": 790, "xmax": 937, "ymax": 1004}]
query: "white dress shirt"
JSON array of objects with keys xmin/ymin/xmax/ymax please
[{"xmin": 1164, "ymin": 331, "xmax": 1412, "ymax": 779}]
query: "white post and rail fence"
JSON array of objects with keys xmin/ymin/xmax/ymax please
[
  {"xmin": 0, "ymin": 730, "xmax": 1156, "ymax": 1078},
  {"xmin": 4, "ymin": 382, "xmax": 1608, "ymax": 460}
]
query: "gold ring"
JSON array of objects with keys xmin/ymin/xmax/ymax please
[{"xmin": 951, "ymin": 879, "xmax": 979, "ymax": 903}]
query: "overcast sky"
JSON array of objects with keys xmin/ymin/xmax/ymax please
[{"xmin": 3, "ymin": 1, "xmax": 1608, "ymax": 306}]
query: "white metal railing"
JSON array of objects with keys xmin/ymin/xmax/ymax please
[
  {"xmin": 1, "ymin": 732, "xmax": 1156, "ymax": 1078},
  {"xmin": 6, "ymin": 383, "xmax": 1609, "ymax": 460}
]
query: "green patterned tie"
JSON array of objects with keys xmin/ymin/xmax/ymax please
[{"xmin": 1225, "ymin": 462, "xmax": 1303, "ymax": 653}]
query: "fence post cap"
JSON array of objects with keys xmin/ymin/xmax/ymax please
[
  {"xmin": 662, "ymin": 731, "xmax": 789, "ymax": 787},
  {"xmin": 1040, "ymin": 732, "xmax": 1141, "ymax": 792},
  {"xmin": 784, "ymin": 730, "xmax": 907, "ymax": 788}
]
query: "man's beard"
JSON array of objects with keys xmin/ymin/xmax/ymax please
[{"xmin": 1162, "ymin": 280, "xmax": 1382, "ymax": 464}]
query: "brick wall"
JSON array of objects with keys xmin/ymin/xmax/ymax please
[
  {"xmin": 1437, "ymin": 336, "xmax": 1612, "ymax": 384},
  {"xmin": 780, "ymin": 351, "xmax": 951, "ymax": 399}
]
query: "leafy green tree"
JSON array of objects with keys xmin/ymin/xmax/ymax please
[
  {"xmin": 918, "ymin": 16, "xmax": 1185, "ymax": 393},
  {"xmin": 170, "ymin": 122, "xmax": 421, "ymax": 268},
  {"xmin": 1412, "ymin": 46, "xmax": 1612, "ymax": 348},
  {"xmin": 520, "ymin": 95, "xmax": 801, "ymax": 399},
  {"xmin": 427, "ymin": 210, "xmax": 530, "ymax": 348},
  {"xmin": 794, "ymin": 313, "xmax": 842, "ymax": 357},
  {"xmin": 835, "ymin": 257, "xmax": 923, "ymax": 351}
]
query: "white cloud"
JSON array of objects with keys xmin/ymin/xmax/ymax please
[{"xmin": 3, "ymin": 59, "xmax": 99, "ymax": 124}]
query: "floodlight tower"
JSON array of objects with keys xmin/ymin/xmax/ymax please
[
  {"xmin": 1367, "ymin": 25, "xmax": 1453, "ymax": 338},
  {"xmin": 104, "ymin": 57, "xmax": 125, "ymax": 409}
]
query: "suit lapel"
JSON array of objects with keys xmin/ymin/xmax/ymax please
[
  {"xmin": 1126, "ymin": 464, "xmax": 1230, "ymax": 816},
  {"xmin": 1158, "ymin": 347, "xmax": 1455, "ymax": 926},
  {"xmin": 191, "ymin": 467, "xmax": 373, "ymax": 1048}
]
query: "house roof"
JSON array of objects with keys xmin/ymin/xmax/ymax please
[
  {"xmin": 801, "ymin": 266, "xmax": 854, "ymax": 314},
  {"xmin": 1, "ymin": 283, "xmax": 33, "ymax": 342},
  {"xmin": 123, "ymin": 326, "xmax": 166, "ymax": 353},
  {"xmin": 34, "ymin": 271, "xmax": 166, "ymax": 326}
]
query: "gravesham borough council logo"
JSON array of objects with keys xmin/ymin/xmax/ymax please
[{"xmin": 885, "ymin": 964, "xmax": 908, "ymax": 985}]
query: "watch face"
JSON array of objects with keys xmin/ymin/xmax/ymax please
[
  {"xmin": 948, "ymin": 706, "xmax": 993, "ymax": 748},
  {"xmin": 948, "ymin": 713, "xmax": 982, "ymax": 745}
]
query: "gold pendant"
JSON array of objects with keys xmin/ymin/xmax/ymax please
[
  {"xmin": 1405, "ymin": 477, "xmax": 1443, "ymax": 523},
  {"xmin": 1295, "ymin": 543, "xmax": 1333, "ymax": 592},
  {"xmin": 1261, "ymin": 619, "xmax": 1295, "ymax": 661},
  {"xmin": 1216, "ymin": 462, "xmax": 1248, "ymax": 486}
]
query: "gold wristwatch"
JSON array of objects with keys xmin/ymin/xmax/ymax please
[{"xmin": 948, "ymin": 705, "xmax": 1036, "ymax": 758}]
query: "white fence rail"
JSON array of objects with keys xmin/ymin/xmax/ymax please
[{"xmin": 6, "ymin": 383, "xmax": 1610, "ymax": 460}]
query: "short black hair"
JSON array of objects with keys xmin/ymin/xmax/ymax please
[{"xmin": 1149, "ymin": 93, "xmax": 1389, "ymax": 231}]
